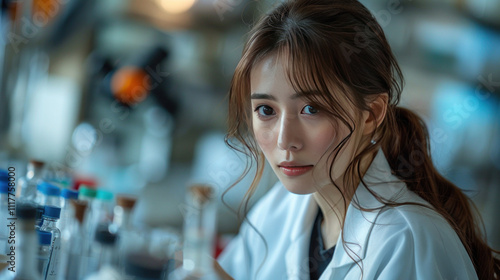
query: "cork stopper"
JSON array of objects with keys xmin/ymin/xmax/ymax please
[
  {"xmin": 116, "ymin": 195, "xmax": 137, "ymax": 210},
  {"xmin": 29, "ymin": 160, "xmax": 45, "ymax": 167},
  {"xmin": 71, "ymin": 200, "xmax": 88, "ymax": 224},
  {"xmin": 188, "ymin": 184, "xmax": 214, "ymax": 205}
]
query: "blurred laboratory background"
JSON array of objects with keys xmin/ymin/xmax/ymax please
[{"xmin": 1, "ymin": 0, "xmax": 499, "ymax": 259}]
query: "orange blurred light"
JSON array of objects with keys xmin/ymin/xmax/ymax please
[
  {"xmin": 33, "ymin": 0, "xmax": 62, "ymax": 26},
  {"xmin": 8, "ymin": 0, "xmax": 61, "ymax": 26},
  {"xmin": 111, "ymin": 67, "xmax": 151, "ymax": 105},
  {"xmin": 8, "ymin": 1, "xmax": 20, "ymax": 22}
]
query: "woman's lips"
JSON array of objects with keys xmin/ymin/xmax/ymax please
[{"xmin": 279, "ymin": 165, "xmax": 313, "ymax": 176}]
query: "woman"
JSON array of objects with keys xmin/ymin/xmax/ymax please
[{"xmin": 216, "ymin": 0, "xmax": 500, "ymax": 279}]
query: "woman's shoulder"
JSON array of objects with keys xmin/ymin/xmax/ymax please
[
  {"xmin": 343, "ymin": 202, "xmax": 478, "ymax": 280},
  {"xmin": 358, "ymin": 202, "xmax": 478, "ymax": 278},
  {"xmin": 374, "ymin": 202, "xmax": 458, "ymax": 245},
  {"xmin": 362, "ymin": 183, "xmax": 464, "ymax": 250},
  {"xmin": 346, "ymin": 184, "xmax": 462, "ymax": 256},
  {"xmin": 354, "ymin": 174, "xmax": 453, "ymax": 240}
]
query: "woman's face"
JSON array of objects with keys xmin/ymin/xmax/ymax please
[{"xmin": 250, "ymin": 55, "xmax": 362, "ymax": 194}]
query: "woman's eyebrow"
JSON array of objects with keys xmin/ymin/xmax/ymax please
[
  {"xmin": 290, "ymin": 91, "xmax": 320, "ymax": 100},
  {"xmin": 250, "ymin": 93, "xmax": 276, "ymax": 100}
]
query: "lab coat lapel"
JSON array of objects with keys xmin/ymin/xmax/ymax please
[
  {"xmin": 319, "ymin": 204, "xmax": 380, "ymax": 279},
  {"xmin": 284, "ymin": 193, "xmax": 318, "ymax": 280},
  {"xmin": 320, "ymin": 149, "xmax": 403, "ymax": 279}
]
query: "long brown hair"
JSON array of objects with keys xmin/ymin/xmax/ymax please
[{"xmin": 224, "ymin": 0, "xmax": 500, "ymax": 278}]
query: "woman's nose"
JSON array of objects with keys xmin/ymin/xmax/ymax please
[{"xmin": 277, "ymin": 117, "xmax": 303, "ymax": 151}]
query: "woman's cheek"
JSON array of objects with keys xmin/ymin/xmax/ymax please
[{"xmin": 254, "ymin": 124, "xmax": 276, "ymax": 150}]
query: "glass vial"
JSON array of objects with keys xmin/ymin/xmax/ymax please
[
  {"xmin": 12, "ymin": 203, "xmax": 42, "ymax": 280},
  {"xmin": 170, "ymin": 184, "xmax": 220, "ymax": 280},
  {"xmin": 37, "ymin": 230, "xmax": 52, "ymax": 278},
  {"xmin": 17, "ymin": 160, "xmax": 45, "ymax": 201},
  {"xmin": 63, "ymin": 200, "xmax": 87, "ymax": 280},
  {"xmin": 39, "ymin": 206, "xmax": 61, "ymax": 280}
]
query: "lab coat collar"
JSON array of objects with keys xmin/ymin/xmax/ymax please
[
  {"xmin": 285, "ymin": 193, "xmax": 318, "ymax": 279},
  {"xmin": 284, "ymin": 149, "xmax": 406, "ymax": 278},
  {"xmin": 329, "ymin": 148, "xmax": 406, "ymax": 269}
]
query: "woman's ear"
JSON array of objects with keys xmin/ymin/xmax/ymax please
[{"xmin": 363, "ymin": 93, "xmax": 388, "ymax": 135}]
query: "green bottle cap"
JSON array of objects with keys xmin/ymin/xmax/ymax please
[
  {"xmin": 79, "ymin": 186, "xmax": 97, "ymax": 198},
  {"xmin": 96, "ymin": 190, "xmax": 113, "ymax": 201}
]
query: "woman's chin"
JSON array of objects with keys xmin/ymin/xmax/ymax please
[{"xmin": 281, "ymin": 181, "xmax": 315, "ymax": 195}]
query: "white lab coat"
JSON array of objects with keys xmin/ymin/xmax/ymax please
[{"xmin": 218, "ymin": 150, "xmax": 478, "ymax": 280}]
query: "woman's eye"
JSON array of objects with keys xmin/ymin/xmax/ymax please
[
  {"xmin": 302, "ymin": 105, "xmax": 319, "ymax": 115},
  {"xmin": 255, "ymin": 105, "xmax": 275, "ymax": 116}
]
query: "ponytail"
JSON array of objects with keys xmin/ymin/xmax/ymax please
[{"xmin": 381, "ymin": 106, "xmax": 500, "ymax": 280}]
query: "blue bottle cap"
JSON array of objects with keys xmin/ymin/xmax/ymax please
[
  {"xmin": 0, "ymin": 181, "xmax": 8, "ymax": 194},
  {"xmin": 0, "ymin": 170, "xmax": 9, "ymax": 194},
  {"xmin": 0, "ymin": 170, "xmax": 8, "ymax": 181},
  {"xmin": 61, "ymin": 189, "xmax": 78, "ymax": 200},
  {"xmin": 38, "ymin": 182, "xmax": 61, "ymax": 196},
  {"xmin": 42, "ymin": 206, "xmax": 61, "ymax": 219},
  {"xmin": 36, "ymin": 205, "xmax": 45, "ymax": 222},
  {"xmin": 37, "ymin": 230, "xmax": 52, "ymax": 245}
]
